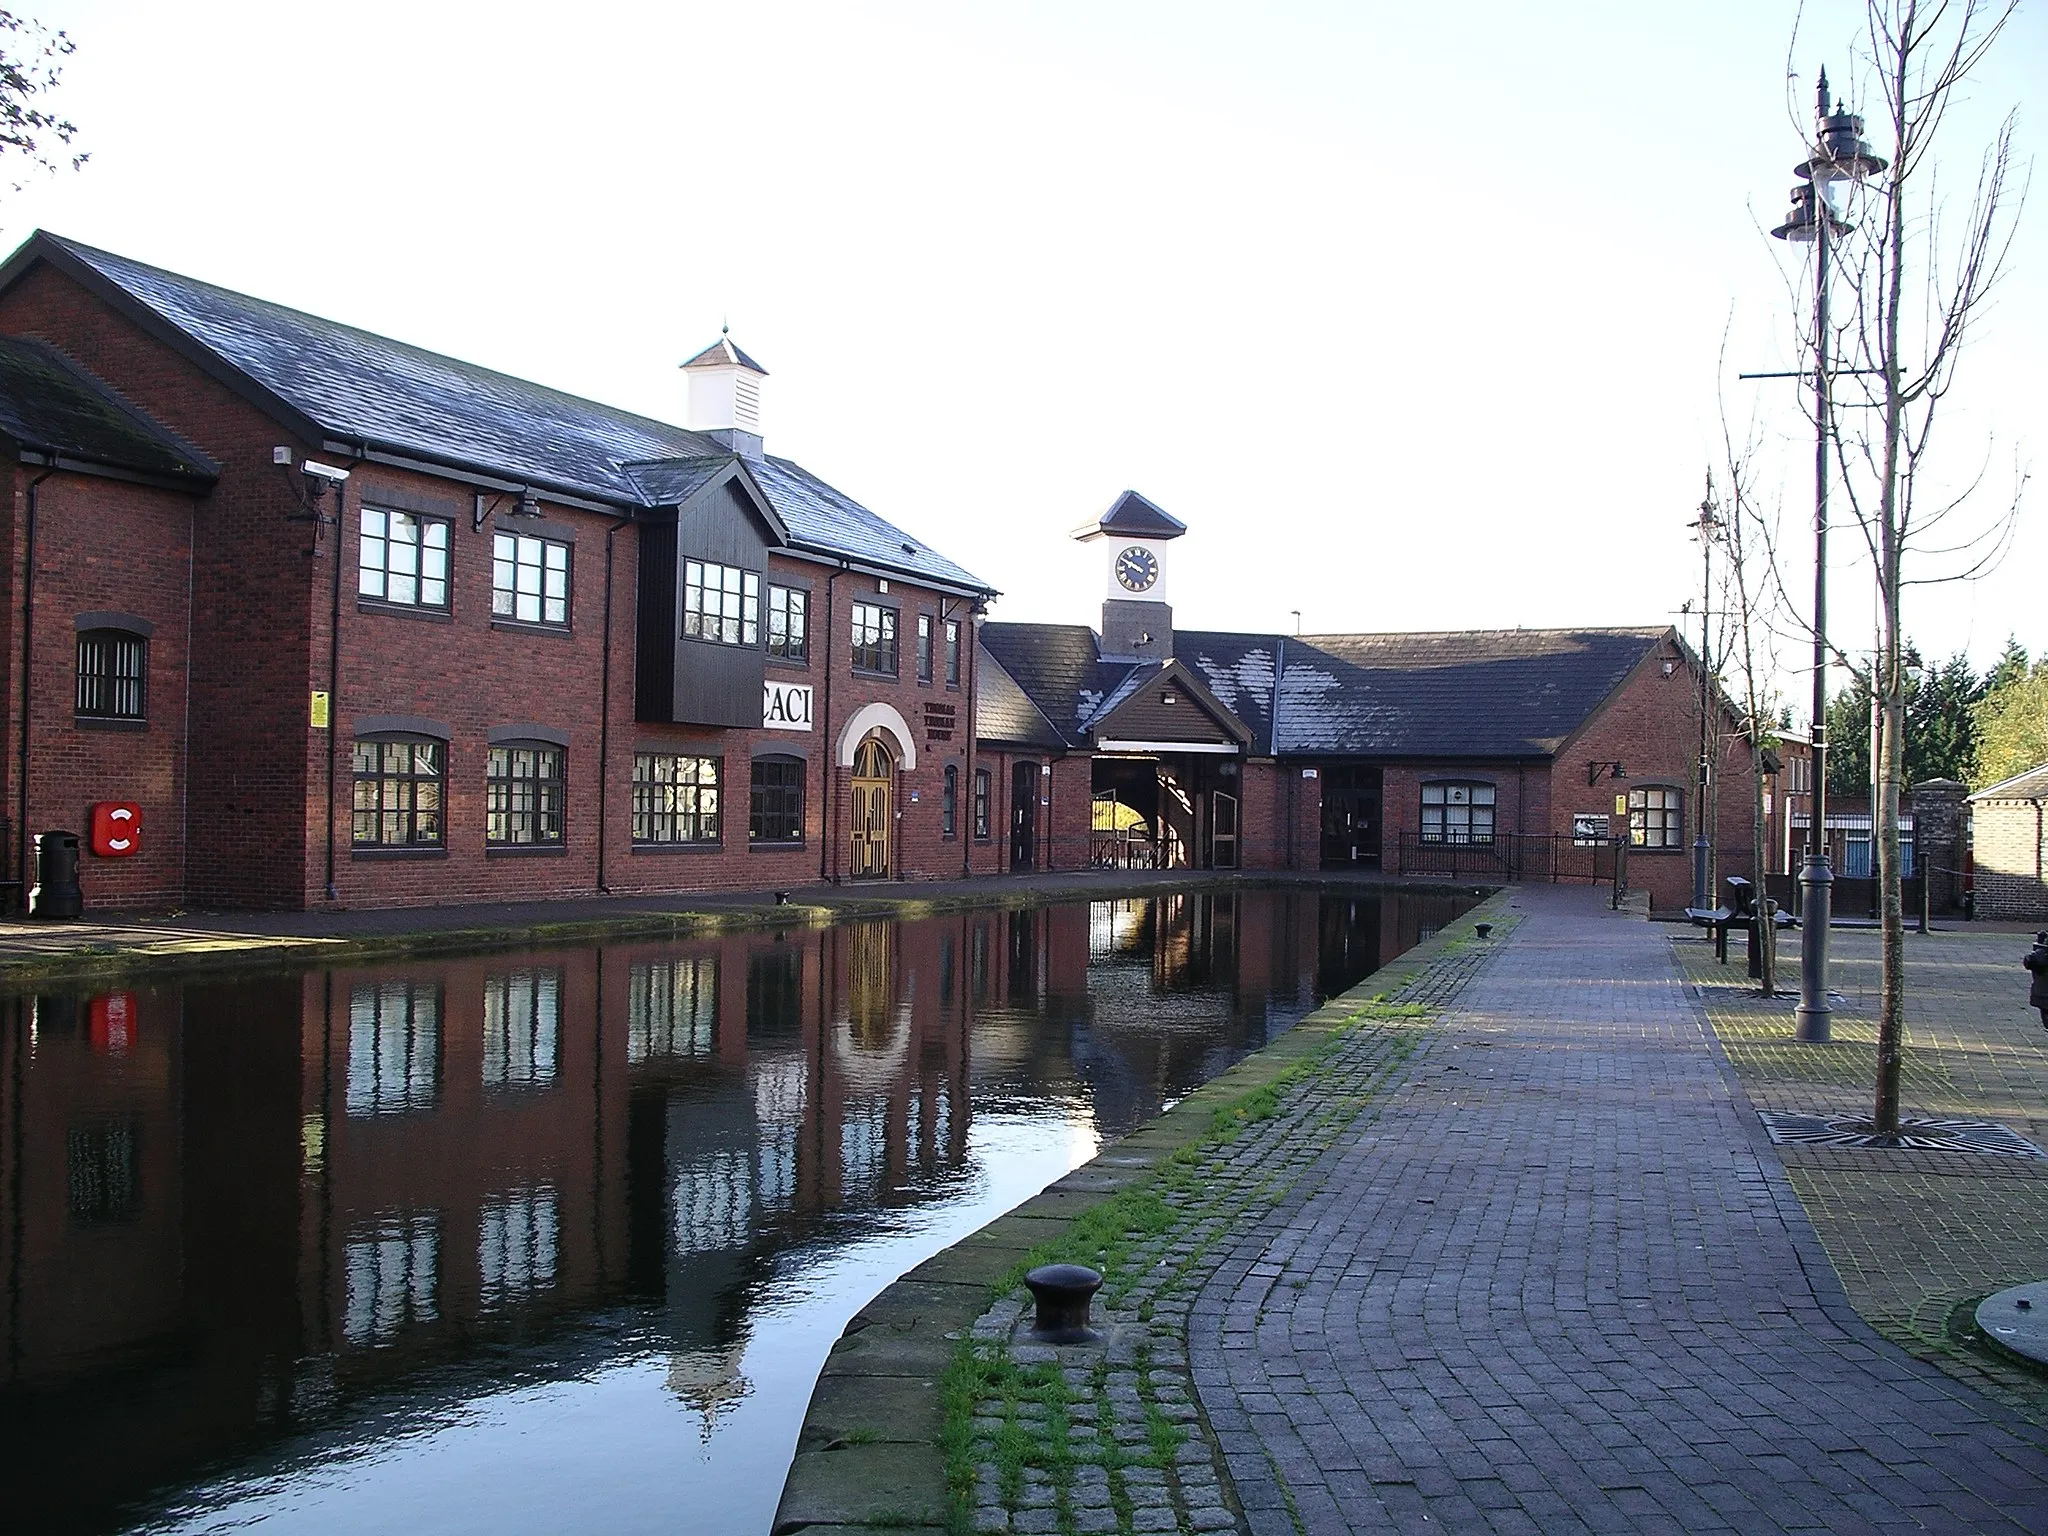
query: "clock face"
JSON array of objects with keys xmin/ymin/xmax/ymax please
[{"xmin": 1114, "ymin": 545, "xmax": 1159, "ymax": 593}]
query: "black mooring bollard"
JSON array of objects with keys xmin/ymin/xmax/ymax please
[
  {"xmin": 1024, "ymin": 1263, "xmax": 1104, "ymax": 1344},
  {"xmin": 1475, "ymin": 923, "xmax": 1493, "ymax": 940}
]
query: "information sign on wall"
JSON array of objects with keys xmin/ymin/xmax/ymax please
[
  {"xmin": 1572, "ymin": 813, "xmax": 1610, "ymax": 846},
  {"xmin": 763, "ymin": 680, "xmax": 814, "ymax": 731}
]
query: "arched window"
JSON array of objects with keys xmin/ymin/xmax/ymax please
[
  {"xmin": 1628, "ymin": 785, "xmax": 1684, "ymax": 850},
  {"xmin": 942, "ymin": 764, "xmax": 959, "ymax": 838},
  {"xmin": 353, "ymin": 736, "xmax": 446, "ymax": 848},
  {"xmin": 1420, "ymin": 781, "xmax": 1494, "ymax": 844},
  {"xmin": 486, "ymin": 742, "xmax": 565, "ymax": 847}
]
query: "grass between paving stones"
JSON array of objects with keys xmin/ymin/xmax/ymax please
[{"xmin": 938, "ymin": 981, "xmax": 1477, "ymax": 1535}]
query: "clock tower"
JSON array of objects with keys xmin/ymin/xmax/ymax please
[{"xmin": 1074, "ymin": 489, "xmax": 1185, "ymax": 663}]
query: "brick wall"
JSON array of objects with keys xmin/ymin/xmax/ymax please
[
  {"xmin": 1972, "ymin": 798, "xmax": 2047, "ymax": 921},
  {"xmin": 0, "ymin": 263, "xmax": 318, "ymax": 907},
  {"xmin": 0, "ymin": 466, "xmax": 198, "ymax": 910}
]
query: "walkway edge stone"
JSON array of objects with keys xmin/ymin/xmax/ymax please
[{"xmin": 770, "ymin": 888, "xmax": 1517, "ymax": 1535}]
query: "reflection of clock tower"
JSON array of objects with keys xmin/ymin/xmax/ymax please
[{"xmin": 1073, "ymin": 489, "xmax": 1185, "ymax": 663}]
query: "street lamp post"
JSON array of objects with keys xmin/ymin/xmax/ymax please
[
  {"xmin": 1770, "ymin": 69, "xmax": 1886, "ymax": 1043},
  {"xmin": 1691, "ymin": 481, "xmax": 1724, "ymax": 914}
]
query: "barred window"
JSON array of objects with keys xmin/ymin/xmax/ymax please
[
  {"xmin": 750, "ymin": 755, "xmax": 804, "ymax": 844},
  {"xmin": 482, "ymin": 968, "xmax": 561, "ymax": 1089},
  {"xmin": 768, "ymin": 584, "xmax": 808, "ymax": 662},
  {"xmin": 1628, "ymin": 786, "xmax": 1683, "ymax": 850},
  {"xmin": 917, "ymin": 613, "xmax": 934, "ymax": 683},
  {"xmin": 492, "ymin": 532, "xmax": 570, "ymax": 626},
  {"xmin": 851, "ymin": 603, "xmax": 897, "ymax": 675},
  {"xmin": 945, "ymin": 620, "xmax": 961, "ymax": 686},
  {"xmin": 683, "ymin": 560, "xmax": 759, "ymax": 646},
  {"xmin": 973, "ymin": 767, "xmax": 992, "ymax": 839},
  {"xmin": 487, "ymin": 745, "xmax": 564, "ymax": 846},
  {"xmin": 76, "ymin": 630, "xmax": 146, "ymax": 720},
  {"xmin": 943, "ymin": 764, "xmax": 958, "ymax": 838},
  {"xmin": 1420, "ymin": 781, "xmax": 1495, "ymax": 844},
  {"xmin": 353, "ymin": 739, "xmax": 445, "ymax": 847},
  {"xmin": 628, "ymin": 956, "xmax": 716, "ymax": 1062},
  {"xmin": 360, "ymin": 508, "xmax": 450, "ymax": 608},
  {"xmin": 633, "ymin": 753, "xmax": 722, "ymax": 844}
]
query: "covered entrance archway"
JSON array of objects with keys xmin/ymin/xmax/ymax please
[{"xmin": 1091, "ymin": 752, "xmax": 1243, "ymax": 870}]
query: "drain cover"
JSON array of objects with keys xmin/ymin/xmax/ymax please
[
  {"xmin": 1757, "ymin": 1111, "xmax": 2046, "ymax": 1158},
  {"xmin": 1978, "ymin": 1281, "xmax": 2048, "ymax": 1366}
]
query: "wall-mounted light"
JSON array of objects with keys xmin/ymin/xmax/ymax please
[
  {"xmin": 1161, "ymin": 691, "xmax": 1178, "ymax": 706},
  {"xmin": 473, "ymin": 486, "xmax": 540, "ymax": 532},
  {"xmin": 1661, "ymin": 659, "xmax": 1678, "ymax": 677},
  {"xmin": 1587, "ymin": 759, "xmax": 1625, "ymax": 785}
]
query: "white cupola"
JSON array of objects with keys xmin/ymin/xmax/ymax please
[{"xmin": 681, "ymin": 331, "xmax": 769, "ymax": 451}]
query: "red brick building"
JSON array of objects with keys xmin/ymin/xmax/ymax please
[
  {"xmin": 979, "ymin": 493, "xmax": 1760, "ymax": 915},
  {"xmin": 0, "ymin": 232, "xmax": 1001, "ymax": 912},
  {"xmin": 0, "ymin": 233, "xmax": 1748, "ymax": 915}
]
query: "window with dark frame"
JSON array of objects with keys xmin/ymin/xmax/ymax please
[
  {"xmin": 942, "ymin": 764, "xmax": 958, "ymax": 837},
  {"xmin": 850, "ymin": 602, "xmax": 898, "ymax": 675},
  {"xmin": 360, "ymin": 508, "xmax": 451, "ymax": 609},
  {"xmin": 486, "ymin": 744, "xmax": 564, "ymax": 847},
  {"xmin": 1627, "ymin": 786, "xmax": 1683, "ymax": 850},
  {"xmin": 633, "ymin": 753, "xmax": 722, "ymax": 844},
  {"xmin": 1419, "ymin": 781, "xmax": 1495, "ymax": 844},
  {"xmin": 492, "ymin": 532, "xmax": 570, "ymax": 626},
  {"xmin": 973, "ymin": 767, "xmax": 991, "ymax": 839},
  {"xmin": 749, "ymin": 756, "xmax": 805, "ymax": 844},
  {"xmin": 683, "ymin": 560, "xmax": 759, "ymax": 646},
  {"xmin": 768, "ymin": 584, "xmax": 808, "ymax": 662},
  {"xmin": 945, "ymin": 620, "xmax": 961, "ymax": 686},
  {"xmin": 76, "ymin": 630, "xmax": 146, "ymax": 720},
  {"xmin": 916, "ymin": 613, "xmax": 933, "ymax": 683},
  {"xmin": 353, "ymin": 739, "xmax": 446, "ymax": 848}
]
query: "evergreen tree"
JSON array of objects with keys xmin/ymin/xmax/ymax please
[
  {"xmin": 1904, "ymin": 651, "xmax": 1981, "ymax": 784},
  {"xmin": 1824, "ymin": 682, "xmax": 1871, "ymax": 798},
  {"xmin": 1983, "ymin": 636, "xmax": 2030, "ymax": 694}
]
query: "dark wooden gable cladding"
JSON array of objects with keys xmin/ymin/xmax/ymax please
[
  {"xmin": 1090, "ymin": 660, "xmax": 1253, "ymax": 750},
  {"xmin": 636, "ymin": 462, "xmax": 785, "ymax": 727}
]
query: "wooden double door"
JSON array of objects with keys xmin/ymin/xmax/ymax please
[{"xmin": 850, "ymin": 738, "xmax": 891, "ymax": 879}]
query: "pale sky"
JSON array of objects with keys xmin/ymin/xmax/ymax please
[{"xmin": 4, "ymin": 0, "xmax": 2042, "ymax": 701}]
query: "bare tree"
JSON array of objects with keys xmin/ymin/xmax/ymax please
[{"xmin": 1807, "ymin": 0, "xmax": 2028, "ymax": 1134}]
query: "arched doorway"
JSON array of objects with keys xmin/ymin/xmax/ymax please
[{"xmin": 850, "ymin": 736, "xmax": 893, "ymax": 878}]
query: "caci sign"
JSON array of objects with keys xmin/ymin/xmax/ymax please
[{"xmin": 763, "ymin": 681, "xmax": 814, "ymax": 732}]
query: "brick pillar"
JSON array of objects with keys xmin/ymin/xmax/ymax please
[{"xmin": 1909, "ymin": 778, "xmax": 1969, "ymax": 914}]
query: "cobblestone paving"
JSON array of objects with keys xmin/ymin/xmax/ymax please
[
  {"xmin": 958, "ymin": 930, "xmax": 1507, "ymax": 1535},
  {"xmin": 1681, "ymin": 924, "xmax": 2048, "ymax": 1417},
  {"xmin": 1193, "ymin": 886, "xmax": 2048, "ymax": 1535}
]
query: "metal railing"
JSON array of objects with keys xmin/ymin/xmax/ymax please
[{"xmin": 1392, "ymin": 831, "xmax": 1638, "ymax": 888}]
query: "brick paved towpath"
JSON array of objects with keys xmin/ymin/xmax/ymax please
[{"xmin": 1193, "ymin": 884, "xmax": 2048, "ymax": 1536}]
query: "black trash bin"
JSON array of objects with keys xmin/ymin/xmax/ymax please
[{"xmin": 30, "ymin": 829, "xmax": 82, "ymax": 919}]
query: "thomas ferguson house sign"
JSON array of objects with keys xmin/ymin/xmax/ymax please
[{"xmin": 764, "ymin": 680, "xmax": 814, "ymax": 731}]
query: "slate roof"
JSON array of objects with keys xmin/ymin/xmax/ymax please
[
  {"xmin": 1972, "ymin": 764, "xmax": 2048, "ymax": 801},
  {"xmin": 3, "ymin": 233, "xmax": 989, "ymax": 593},
  {"xmin": 978, "ymin": 623, "xmax": 1143, "ymax": 749},
  {"xmin": 0, "ymin": 336, "xmax": 217, "ymax": 483},
  {"xmin": 1176, "ymin": 630, "xmax": 1283, "ymax": 755},
  {"xmin": 980, "ymin": 622, "xmax": 1670, "ymax": 760},
  {"xmin": 1087, "ymin": 489, "xmax": 1186, "ymax": 539},
  {"xmin": 682, "ymin": 335, "xmax": 767, "ymax": 373},
  {"xmin": 976, "ymin": 649, "xmax": 1067, "ymax": 749},
  {"xmin": 1276, "ymin": 629, "xmax": 1666, "ymax": 757}
]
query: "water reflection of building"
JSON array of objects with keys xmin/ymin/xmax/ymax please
[{"xmin": 0, "ymin": 890, "xmax": 1473, "ymax": 1531}]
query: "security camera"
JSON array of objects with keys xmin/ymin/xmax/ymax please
[{"xmin": 300, "ymin": 459, "xmax": 351, "ymax": 483}]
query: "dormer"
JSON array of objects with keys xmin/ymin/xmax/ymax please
[{"xmin": 681, "ymin": 333, "xmax": 768, "ymax": 458}]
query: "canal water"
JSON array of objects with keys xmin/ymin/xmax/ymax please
[{"xmin": 0, "ymin": 884, "xmax": 1479, "ymax": 1535}]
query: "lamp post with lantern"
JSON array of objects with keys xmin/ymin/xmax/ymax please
[{"xmin": 1769, "ymin": 68, "xmax": 1887, "ymax": 1043}]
